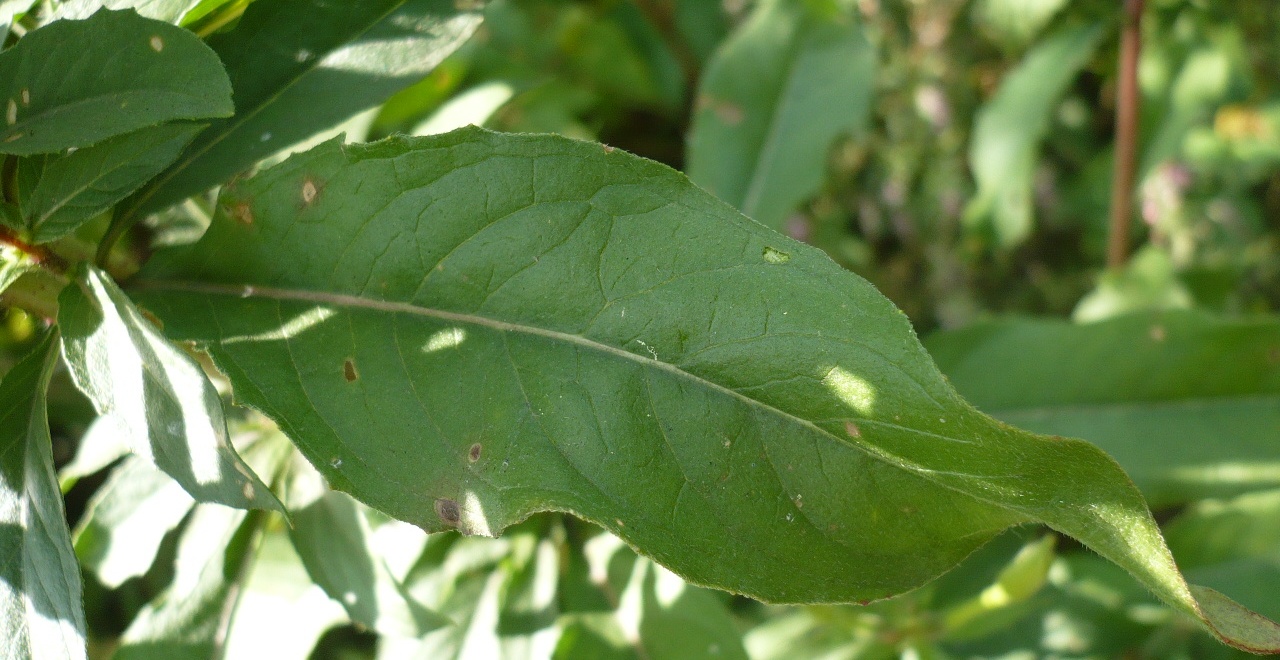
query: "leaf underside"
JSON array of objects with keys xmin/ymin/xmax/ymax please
[{"xmin": 132, "ymin": 128, "xmax": 1280, "ymax": 651}]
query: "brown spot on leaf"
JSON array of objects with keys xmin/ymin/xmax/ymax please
[
  {"xmin": 602, "ymin": 144, "xmax": 615, "ymax": 153},
  {"xmin": 844, "ymin": 421, "xmax": 861, "ymax": 438},
  {"xmin": 343, "ymin": 359, "xmax": 358, "ymax": 382},
  {"xmin": 138, "ymin": 307, "xmax": 164, "ymax": 330},
  {"xmin": 435, "ymin": 498, "xmax": 461, "ymax": 525},
  {"xmin": 230, "ymin": 202, "xmax": 253, "ymax": 225},
  {"xmin": 468, "ymin": 443, "xmax": 482, "ymax": 462},
  {"xmin": 1149, "ymin": 325, "xmax": 1166, "ymax": 342}
]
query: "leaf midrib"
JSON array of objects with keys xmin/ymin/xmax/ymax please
[
  {"xmin": 989, "ymin": 393, "xmax": 1280, "ymax": 421},
  {"xmin": 134, "ymin": 278, "xmax": 985, "ymax": 486}
]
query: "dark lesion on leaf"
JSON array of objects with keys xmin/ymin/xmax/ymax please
[
  {"xmin": 343, "ymin": 358, "xmax": 358, "ymax": 382},
  {"xmin": 468, "ymin": 443, "xmax": 482, "ymax": 462},
  {"xmin": 434, "ymin": 498, "xmax": 461, "ymax": 526}
]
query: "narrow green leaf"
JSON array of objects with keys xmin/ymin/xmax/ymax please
[
  {"xmin": 122, "ymin": 0, "xmax": 483, "ymax": 219},
  {"xmin": 286, "ymin": 463, "xmax": 449, "ymax": 637},
  {"xmin": 132, "ymin": 128, "xmax": 1280, "ymax": 652},
  {"xmin": 962, "ymin": 23, "xmax": 1103, "ymax": 246},
  {"xmin": 73, "ymin": 455, "xmax": 195, "ymax": 589},
  {"xmin": 0, "ymin": 332, "xmax": 87, "ymax": 660},
  {"xmin": 113, "ymin": 434, "xmax": 292, "ymax": 660},
  {"xmin": 23, "ymin": 123, "xmax": 203, "ymax": 243},
  {"xmin": 926, "ymin": 310, "xmax": 1280, "ymax": 507},
  {"xmin": 220, "ymin": 528, "xmax": 347, "ymax": 660},
  {"xmin": 685, "ymin": 0, "xmax": 874, "ymax": 232},
  {"xmin": 584, "ymin": 533, "xmax": 749, "ymax": 660},
  {"xmin": 0, "ymin": 9, "xmax": 232, "ymax": 155},
  {"xmin": 54, "ymin": 0, "xmax": 203, "ymax": 23},
  {"xmin": 58, "ymin": 265, "xmax": 282, "ymax": 512}
]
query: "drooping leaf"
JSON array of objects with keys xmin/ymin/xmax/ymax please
[
  {"xmin": 286, "ymin": 462, "xmax": 449, "ymax": 637},
  {"xmin": 56, "ymin": 414, "xmax": 130, "ymax": 492},
  {"xmin": 57, "ymin": 265, "xmax": 281, "ymax": 511},
  {"xmin": 925, "ymin": 310, "xmax": 1280, "ymax": 507},
  {"xmin": 113, "ymin": 434, "xmax": 292, "ymax": 660},
  {"xmin": 73, "ymin": 455, "xmax": 195, "ymax": 589},
  {"xmin": 22, "ymin": 123, "xmax": 202, "ymax": 243},
  {"xmin": 131, "ymin": 128, "xmax": 1280, "ymax": 652},
  {"xmin": 962, "ymin": 23, "xmax": 1103, "ymax": 246},
  {"xmin": 685, "ymin": 0, "xmax": 875, "ymax": 232},
  {"xmin": 0, "ymin": 9, "xmax": 232, "ymax": 155},
  {"xmin": 579, "ymin": 533, "xmax": 750, "ymax": 660},
  {"xmin": 0, "ymin": 333, "xmax": 86, "ymax": 660},
  {"xmin": 121, "ymin": 0, "xmax": 484, "ymax": 220}
]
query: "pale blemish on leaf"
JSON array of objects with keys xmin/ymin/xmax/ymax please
[
  {"xmin": 844, "ymin": 421, "xmax": 861, "ymax": 438},
  {"xmin": 762, "ymin": 246, "xmax": 790, "ymax": 264},
  {"xmin": 149, "ymin": 35, "xmax": 164, "ymax": 52},
  {"xmin": 468, "ymin": 443, "xmax": 482, "ymax": 462},
  {"xmin": 20, "ymin": 88, "xmax": 28, "ymax": 106},
  {"xmin": 5, "ymin": 99, "xmax": 15, "ymax": 126},
  {"xmin": 343, "ymin": 359, "xmax": 358, "ymax": 382},
  {"xmin": 1150, "ymin": 325, "xmax": 1166, "ymax": 342},
  {"xmin": 230, "ymin": 202, "xmax": 254, "ymax": 225},
  {"xmin": 330, "ymin": 457, "xmax": 342, "ymax": 469},
  {"xmin": 301, "ymin": 178, "xmax": 318, "ymax": 206},
  {"xmin": 435, "ymin": 498, "xmax": 461, "ymax": 526}
]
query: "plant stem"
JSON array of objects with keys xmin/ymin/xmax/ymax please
[
  {"xmin": 0, "ymin": 224, "xmax": 68, "ymax": 274},
  {"xmin": 1106, "ymin": 0, "xmax": 1143, "ymax": 270}
]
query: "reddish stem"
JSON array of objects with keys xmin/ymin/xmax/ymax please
[{"xmin": 1106, "ymin": 0, "xmax": 1144, "ymax": 270}]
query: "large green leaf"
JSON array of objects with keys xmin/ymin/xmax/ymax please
[
  {"xmin": 685, "ymin": 0, "xmax": 874, "ymax": 232},
  {"xmin": 0, "ymin": 9, "xmax": 232, "ymax": 155},
  {"xmin": 962, "ymin": 23, "xmax": 1103, "ymax": 246},
  {"xmin": 21, "ymin": 123, "xmax": 202, "ymax": 243},
  {"xmin": 120, "ymin": 0, "xmax": 483, "ymax": 220},
  {"xmin": 54, "ymin": 0, "xmax": 202, "ymax": 23},
  {"xmin": 58, "ymin": 265, "xmax": 281, "ymax": 511},
  {"xmin": 0, "ymin": 333, "xmax": 86, "ymax": 660},
  {"xmin": 132, "ymin": 128, "xmax": 1280, "ymax": 652},
  {"xmin": 925, "ymin": 311, "xmax": 1280, "ymax": 507}
]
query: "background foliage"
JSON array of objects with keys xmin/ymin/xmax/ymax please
[{"xmin": 2, "ymin": 0, "xmax": 1280, "ymax": 658}]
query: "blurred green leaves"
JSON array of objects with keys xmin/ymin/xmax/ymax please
[{"xmin": 686, "ymin": 0, "xmax": 875, "ymax": 232}]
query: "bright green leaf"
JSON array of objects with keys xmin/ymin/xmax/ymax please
[
  {"xmin": 926, "ymin": 310, "xmax": 1280, "ymax": 507},
  {"xmin": 113, "ymin": 434, "xmax": 292, "ymax": 659},
  {"xmin": 0, "ymin": 244, "xmax": 37, "ymax": 295},
  {"xmin": 121, "ymin": 0, "xmax": 483, "ymax": 220},
  {"xmin": 57, "ymin": 265, "xmax": 281, "ymax": 512},
  {"xmin": 221, "ymin": 527, "xmax": 348, "ymax": 660},
  {"xmin": 73, "ymin": 455, "xmax": 195, "ymax": 588},
  {"xmin": 131, "ymin": 128, "xmax": 1280, "ymax": 652},
  {"xmin": 963, "ymin": 23, "xmax": 1103, "ymax": 246},
  {"xmin": 0, "ymin": 9, "xmax": 232, "ymax": 155},
  {"xmin": 286, "ymin": 462, "xmax": 450, "ymax": 637},
  {"xmin": 54, "ymin": 0, "xmax": 203, "ymax": 23},
  {"xmin": 686, "ymin": 0, "xmax": 874, "ymax": 232},
  {"xmin": 0, "ymin": 333, "xmax": 86, "ymax": 660},
  {"xmin": 22, "ymin": 123, "xmax": 203, "ymax": 243},
  {"xmin": 584, "ymin": 533, "xmax": 749, "ymax": 660}
]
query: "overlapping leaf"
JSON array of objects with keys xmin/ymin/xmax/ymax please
[
  {"xmin": 0, "ymin": 333, "xmax": 86, "ymax": 660},
  {"xmin": 926, "ymin": 310, "xmax": 1280, "ymax": 507},
  {"xmin": 21, "ymin": 123, "xmax": 202, "ymax": 243},
  {"xmin": 685, "ymin": 0, "xmax": 875, "ymax": 232},
  {"xmin": 132, "ymin": 128, "xmax": 1280, "ymax": 652},
  {"xmin": 121, "ymin": 0, "xmax": 484, "ymax": 220},
  {"xmin": 58, "ymin": 265, "xmax": 281, "ymax": 511},
  {"xmin": 0, "ymin": 9, "xmax": 231, "ymax": 155}
]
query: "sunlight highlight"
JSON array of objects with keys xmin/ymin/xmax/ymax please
[
  {"xmin": 422, "ymin": 327, "xmax": 467, "ymax": 353},
  {"xmin": 823, "ymin": 366, "xmax": 876, "ymax": 415},
  {"xmin": 222, "ymin": 306, "xmax": 336, "ymax": 344}
]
